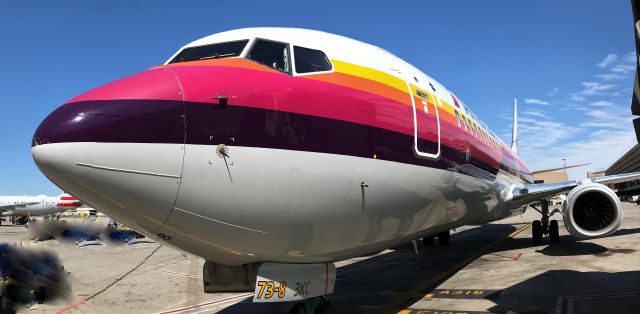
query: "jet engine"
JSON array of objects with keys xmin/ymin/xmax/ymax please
[{"xmin": 562, "ymin": 182, "xmax": 623, "ymax": 239}]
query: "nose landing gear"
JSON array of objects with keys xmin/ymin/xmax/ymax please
[
  {"xmin": 290, "ymin": 296, "xmax": 335, "ymax": 314},
  {"xmin": 530, "ymin": 199, "xmax": 561, "ymax": 243},
  {"xmin": 422, "ymin": 230, "xmax": 451, "ymax": 246}
]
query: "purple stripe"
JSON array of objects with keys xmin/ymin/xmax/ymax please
[
  {"xmin": 34, "ymin": 100, "xmax": 532, "ymax": 182},
  {"xmin": 33, "ymin": 100, "xmax": 185, "ymax": 146}
]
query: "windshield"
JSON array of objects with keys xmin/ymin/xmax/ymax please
[
  {"xmin": 169, "ymin": 40, "xmax": 249, "ymax": 64},
  {"xmin": 247, "ymin": 39, "xmax": 290, "ymax": 73}
]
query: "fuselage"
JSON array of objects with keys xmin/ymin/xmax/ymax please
[
  {"xmin": 32, "ymin": 28, "xmax": 532, "ymax": 265},
  {"xmin": 0, "ymin": 194, "xmax": 81, "ymax": 217}
]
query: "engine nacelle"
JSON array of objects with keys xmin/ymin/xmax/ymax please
[{"xmin": 562, "ymin": 182, "xmax": 623, "ymax": 239}]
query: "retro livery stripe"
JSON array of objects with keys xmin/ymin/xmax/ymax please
[{"xmin": 42, "ymin": 58, "xmax": 532, "ymax": 182}]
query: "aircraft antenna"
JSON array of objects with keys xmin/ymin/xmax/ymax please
[{"xmin": 511, "ymin": 98, "xmax": 518, "ymax": 154}]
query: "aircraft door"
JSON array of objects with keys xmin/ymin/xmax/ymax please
[{"xmin": 399, "ymin": 72, "xmax": 441, "ymax": 160}]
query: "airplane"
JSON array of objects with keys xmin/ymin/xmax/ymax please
[
  {"xmin": 0, "ymin": 193, "xmax": 82, "ymax": 220},
  {"xmin": 30, "ymin": 27, "xmax": 640, "ymax": 312}
]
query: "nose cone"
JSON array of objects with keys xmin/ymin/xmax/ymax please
[
  {"xmin": 33, "ymin": 68, "xmax": 185, "ymax": 147},
  {"xmin": 33, "ymin": 68, "xmax": 185, "ymax": 234}
]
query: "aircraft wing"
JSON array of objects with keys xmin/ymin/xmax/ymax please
[
  {"xmin": 0, "ymin": 202, "xmax": 40, "ymax": 211},
  {"xmin": 511, "ymin": 171, "xmax": 640, "ymax": 204}
]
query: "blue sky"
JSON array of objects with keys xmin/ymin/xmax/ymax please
[{"xmin": 0, "ymin": 1, "xmax": 636, "ymax": 194}]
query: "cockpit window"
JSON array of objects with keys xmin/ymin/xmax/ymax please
[
  {"xmin": 247, "ymin": 39, "xmax": 290, "ymax": 73},
  {"xmin": 293, "ymin": 46, "xmax": 332, "ymax": 73},
  {"xmin": 169, "ymin": 40, "xmax": 249, "ymax": 64}
]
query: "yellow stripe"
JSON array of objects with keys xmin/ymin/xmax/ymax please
[
  {"xmin": 330, "ymin": 59, "xmax": 500, "ymax": 146},
  {"xmin": 331, "ymin": 59, "xmax": 407, "ymax": 92}
]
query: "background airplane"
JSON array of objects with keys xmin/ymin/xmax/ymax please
[
  {"xmin": 0, "ymin": 193, "xmax": 82, "ymax": 219},
  {"xmin": 30, "ymin": 27, "xmax": 640, "ymax": 312}
]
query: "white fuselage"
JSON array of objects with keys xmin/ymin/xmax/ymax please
[{"xmin": 32, "ymin": 142, "xmax": 524, "ymax": 265}]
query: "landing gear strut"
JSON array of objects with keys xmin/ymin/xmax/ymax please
[{"xmin": 531, "ymin": 199, "xmax": 560, "ymax": 243}]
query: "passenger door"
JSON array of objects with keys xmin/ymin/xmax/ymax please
[{"xmin": 396, "ymin": 70, "xmax": 441, "ymax": 159}]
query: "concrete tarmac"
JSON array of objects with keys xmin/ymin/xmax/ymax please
[{"xmin": 1, "ymin": 203, "xmax": 638, "ymax": 314}]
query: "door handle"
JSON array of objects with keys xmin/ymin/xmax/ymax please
[{"xmin": 211, "ymin": 96, "xmax": 228, "ymax": 109}]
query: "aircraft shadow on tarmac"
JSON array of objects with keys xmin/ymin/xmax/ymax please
[
  {"xmin": 488, "ymin": 270, "xmax": 640, "ymax": 314},
  {"xmin": 499, "ymin": 227, "xmax": 640, "ymax": 257},
  {"xmin": 218, "ymin": 224, "xmax": 511, "ymax": 313},
  {"xmin": 216, "ymin": 224, "xmax": 640, "ymax": 313}
]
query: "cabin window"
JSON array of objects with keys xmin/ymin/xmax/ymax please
[
  {"xmin": 294, "ymin": 46, "xmax": 332, "ymax": 73},
  {"xmin": 169, "ymin": 40, "xmax": 249, "ymax": 64},
  {"xmin": 454, "ymin": 110, "xmax": 461, "ymax": 127},
  {"xmin": 248, "ymin": 39, "xmax": 291, "ymax": 73}
]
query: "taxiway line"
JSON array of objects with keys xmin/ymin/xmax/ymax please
[
  {"xmin": 152, "ymin": 293, "xmax": 253, "ymax": 314},
  {"xmin": 140, "ymin": 266, "xmax": 203, "ymax": 278},
  {"xmin": 372, "ymin": 222, "xmax": 533, "ymax": 314}
]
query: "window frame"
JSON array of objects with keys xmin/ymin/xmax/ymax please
[
  {"xmin": 166, "ymin": 39, "xmax": 250, "ymax": 65},
  {"xmin": 454, "ymin": 110, "xmax": 462, "ymax": 127},
  {"xmin": 291, "ymin": 46, "xmax": 334, "ymax": 76},
  {"xmin": 291, "ymin": 45, "xmax": 334, "ymax": 76},
  {"xmin": 245, "ymin": 37, "xmax": 293, "ymax": 75}
]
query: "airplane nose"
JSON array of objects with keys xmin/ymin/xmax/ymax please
[
  {"xmin": 32, "ymin": 68, "xmax": 185, "ymax": 147},
  {"xmin": 32, "ymin": 68, "xmax": 185, "ymax": 234}
]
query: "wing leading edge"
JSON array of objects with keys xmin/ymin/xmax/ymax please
[
  {"xmin": 0, "ymin": 202, "xmax": 41, "ymax": 211},
  {"xmin": 510, "ymin": 171, "xmax": 640, "ymax": 205}
]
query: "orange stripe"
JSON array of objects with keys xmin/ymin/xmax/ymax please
[
  {"xmin": 155, "ymin": 58, "xmax": 497, "ymax": 153},
  {"xmin": 307, "ymin": 72, "xmax": 410, "ymax": 106},
  {"xmin": 159, "ymin": 58, "xmax": 280, "ymax": 74}
]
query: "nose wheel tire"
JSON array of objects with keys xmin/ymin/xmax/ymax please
[
  {"xmin": 532, "ymin": 220, "xmax": 543, "ymax": 243},
  {"xmin": 437, "ymin": 230, "xmax": 450, "ymax": 245},
  {"xmin": 549, "ymin": 220, "xmax": 560, "ymax": 243},
  {"xmin": 422, "ymin": 236, "xmax": 434, "ymax": 246}
]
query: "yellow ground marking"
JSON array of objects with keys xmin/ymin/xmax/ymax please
[
  {"xmin": 374, "ymin": 223, "xmax": 534, "ymax": 314},
  {"xmin": 509, "ymin": 222, "xmax": 533, "ymax": 237}
]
